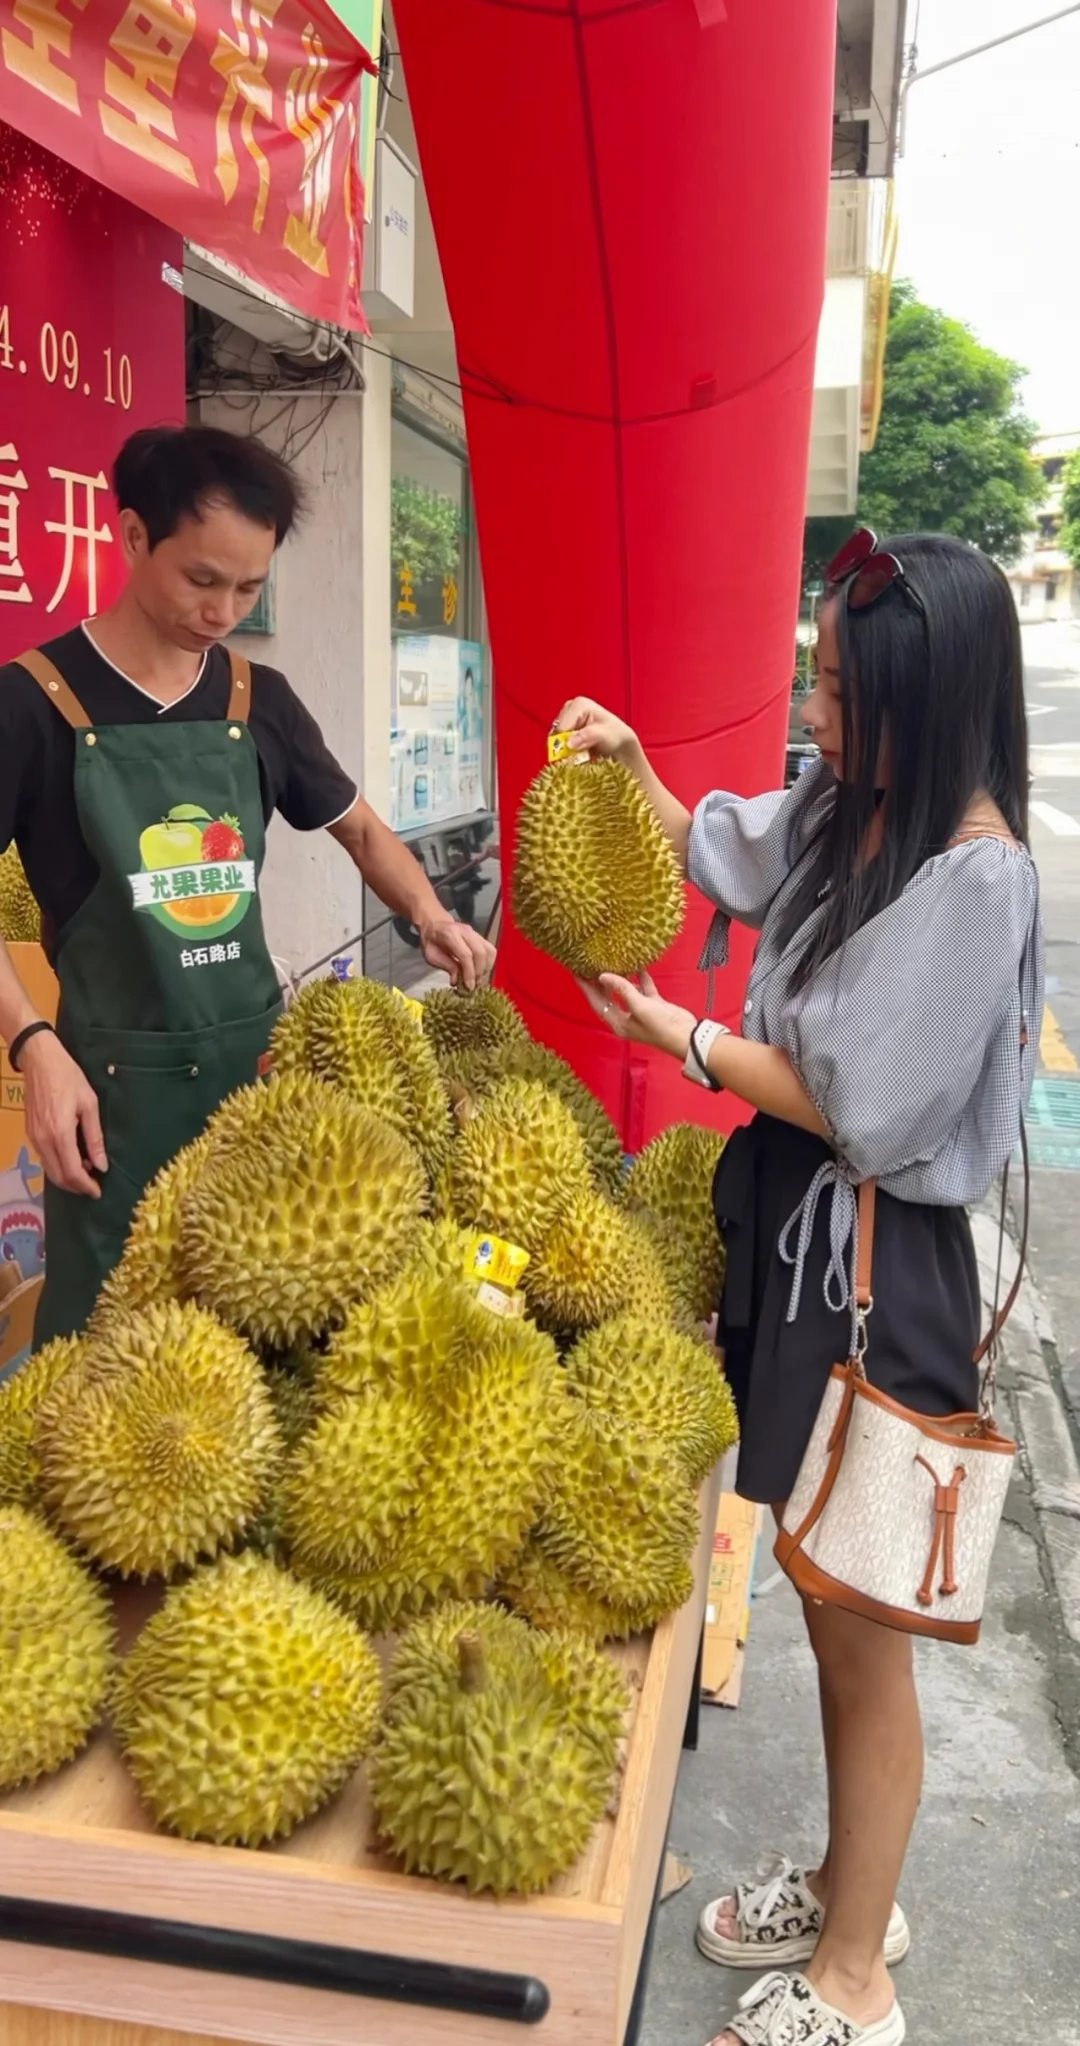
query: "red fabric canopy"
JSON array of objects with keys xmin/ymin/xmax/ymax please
[
  {"xmin": 0, "ymin": 0, "xmax": 375, "ymax": 328},
  {"xmin": 393, "ymin": 0, "xmax": 836, "ymax": 1146}
]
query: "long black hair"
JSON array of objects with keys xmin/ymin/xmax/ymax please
[{"xmin": 778, "ymin": 532, "xmax": 1029, "ymax": 990}]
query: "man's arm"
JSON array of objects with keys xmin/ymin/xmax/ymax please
[
  {"xmin": 0, "ymin": 938, "xmax": 105, "ymax": 1196},
  {"xmin": 329, "ymin": 800, "xmax": 496, "ymax": 991}
]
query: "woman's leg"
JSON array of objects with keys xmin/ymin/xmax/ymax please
[
  {"xmin": 798, "ymin": 1601, "xmax": 921, "ymax": 2020},
  {"xmin": 710, "ymin": 1599, "xmax": 919, "ymax": 2041},
  {"xmin": 712, "ymin": 1516, "xmax": 834, "ymax": 1943}
]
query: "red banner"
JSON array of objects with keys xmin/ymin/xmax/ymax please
[
  {"xmin": 0, "ymin": 126, "xmax": 185, "ymax": 665},
  {"xmin": 0, "ymin": 1, "xmax": 375, "ymax": 331}
]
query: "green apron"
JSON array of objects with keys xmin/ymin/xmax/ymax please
[{"xmin": 14, "ymin": 648, "xmax": 283, "ymax": 1347}]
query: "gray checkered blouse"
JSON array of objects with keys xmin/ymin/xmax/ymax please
[{"xmin": 687, "ymin": 759, "xmax": 1045, "ymax": 1328}]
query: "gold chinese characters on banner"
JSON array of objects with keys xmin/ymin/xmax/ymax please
[{"xmin": 0, "ymin": 0, "xmax": 378, "ymax": 329}]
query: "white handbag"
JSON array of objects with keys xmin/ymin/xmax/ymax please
[{"xmin": 775, "ymin": 1149, "xmax": 1026, "ymax": 1644}]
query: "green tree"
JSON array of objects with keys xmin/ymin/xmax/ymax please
[
  {"xmin": 852, "ymin": 280, "xmax": 1041, "ymax": 563},
  {"xmin": 390, "ymin": 476, "xmax": 462, "ymax": 582},
  {"xmin": 1060, "ymin": 447, "xmax": 1080, "ymax": 569}
]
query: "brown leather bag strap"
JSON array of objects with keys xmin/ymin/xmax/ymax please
[
  {"xmin": 12, "ymin": 649, "xmax": 92, "ymax": 729},
  {"xmin": 855, "ymin": 1179, "xmax": 876, "ymax": 1310},
  {"xmin": 226, "ymin": 649, "xmax": 252, "ymax": 723}
]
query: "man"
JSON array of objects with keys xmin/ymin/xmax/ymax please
[{"xmin": 0, "ymin": 424, "xmax": 495, "ymax": 1344}]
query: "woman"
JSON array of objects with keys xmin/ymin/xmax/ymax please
[{"xmin": 557, "ymin": 530, "xmax": 1043, "ymax": 2046}]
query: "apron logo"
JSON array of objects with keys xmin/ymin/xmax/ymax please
[{"xmin": 130, "ymin": 804, "xmax": 256, "ymax": 941}]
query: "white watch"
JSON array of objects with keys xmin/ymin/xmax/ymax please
[{"xmin": 683, "ymin": 1019, "xmax": 728, "ymax": 1092}]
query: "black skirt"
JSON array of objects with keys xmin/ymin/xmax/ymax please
[{"xmin": 714, "ymin": 1115, "xmax": 981, "ymax": 1506}]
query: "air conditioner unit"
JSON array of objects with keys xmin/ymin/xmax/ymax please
[{"xmin": 362, "ymin": 134, "xmax": 417, "ymax": 323}]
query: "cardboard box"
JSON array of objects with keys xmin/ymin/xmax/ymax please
[
  {"xmin": 701, "ymin": 1490, "xmax": 763, "ymax": 1707},
  {"xmin": 0, "ymin": 1273, "xmax": 43, "ymax": 1383},
  {"xmin": 0, "ymin": 942, "xmax": 58, "ymax": 1289}
]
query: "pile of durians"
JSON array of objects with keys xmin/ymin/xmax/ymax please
[{"xmin": 0, "ymin": 977, "xmax": 735, "ymax": 1896}]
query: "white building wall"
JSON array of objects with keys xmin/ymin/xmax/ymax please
[{"xmin": 199, "ymin": 384, "xmax": 374, "ymax": 977}]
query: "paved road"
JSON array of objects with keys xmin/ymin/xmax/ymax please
[{"xmin": 1022, "ymin": 619, "xmax": 1080, "ymax": 1425}]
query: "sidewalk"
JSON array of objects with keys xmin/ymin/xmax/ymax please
[{"xmin": 642, "ymin": 1211, "xmax": 1080, "ymax": 2046}]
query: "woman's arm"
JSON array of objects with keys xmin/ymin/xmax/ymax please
[
  {"xmin": 578, "ymin": 972, "xmax": 831, "ymax": 1139},
  {"xmin": 553, "ymin": 698, "xmax": 692, "ymax": 869}
]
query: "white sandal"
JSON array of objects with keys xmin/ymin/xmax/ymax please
[
  {"xmin": 710, "ymin": 1969, "xmax": 906, "ymax": 2046},
  {"xmin": 696, "ymin": 1857, "xmax": 910, "ymax": 1970}
]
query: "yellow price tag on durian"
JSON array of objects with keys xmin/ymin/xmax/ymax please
[
  {"xmin": 462, "ymin": 1230, "xmax": 531, "ymax": 1290},
  {"xmin": 547, "ymin": 730, "xmax": 589, "ymax": 767},
  {"xmin": 391, "ymin": 988, "xmax": 425, "ymax": 1027}
]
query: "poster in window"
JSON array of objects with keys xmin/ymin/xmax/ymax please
[{"xmin": 390, "ymin": 635, "xmax": 487, "ymax": 831}]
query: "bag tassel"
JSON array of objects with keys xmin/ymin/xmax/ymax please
[{"xmin": 914, "ymin": 1456, "xmax": 967, "ymax": 1606}]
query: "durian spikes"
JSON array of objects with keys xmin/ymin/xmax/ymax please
[
  {"xmin": 270, "ymin": 976, "xmax": 452, "ymax": 1178},
  {"xmin": 289, "ymin": 1272, "xmax": 566, "ymax": 1633},
  {"xmin": 0, "ymin": 1506, "xmax": 115, "ymax": 1791},
  {"xmin": 565, "ymin": 1314, "xmax": 737, "ymax": 1485},
  {"xmin": 624, "ymin": 1123, "xmax": 726, "ymax": 1323},
  {"xmin": 447, "ymin": 1076, "xmax": 593, "ymax": 1252},
  {"xmin": 422, "ymin": 986, "xmax": 528, "ymax": 1061},
  {"xmin": 112, "ymin": 1552, "xmax": 382, "ymax": 1846},
  {"xmin": 180, "ymin": 1074, "xmax": 427, "ymax": 1348},
  {"xmin": 36, "ymin": 1300, "xmax": 282, "ymax": 1578},
  {"xmin": 0, "ymin": 1336, "xmax": 82, "ymax": 1507},
  {"xmin": 514, "ymin": 757, "xmax": 684, "ymax": 978},
  {"xmin": 369, "ymin": 1600, "xmax": 627, "ymax": 1894},
  {"xmin": 0, "ymin": 843, "xmax": 41, "ymax": 944}
]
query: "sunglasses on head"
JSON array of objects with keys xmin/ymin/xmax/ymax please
[{"xmin": 825, "ymin": 528, "xmax": 925, "ymax": 617}]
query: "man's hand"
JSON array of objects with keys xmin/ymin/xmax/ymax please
[
  {"xmin": 418, "ymin": 914, "xmax": 496, "ymax": 991},
  {"xmin": 21, "ymin": 1032, "xmax": 108, "ymax": 1197}
]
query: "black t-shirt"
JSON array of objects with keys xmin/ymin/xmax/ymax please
[{"xmin": 0, "ymin": 629, "xmax": 357, "ymax": 957}]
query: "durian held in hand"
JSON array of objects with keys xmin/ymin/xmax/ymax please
[{"xmin": 514, "ymin": 730, "xmax": 684, "ymax": 978}]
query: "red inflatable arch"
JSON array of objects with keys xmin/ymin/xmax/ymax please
[{"xmin": 393, "ymin": 0, "xmax": 837, "ymax": 1147}]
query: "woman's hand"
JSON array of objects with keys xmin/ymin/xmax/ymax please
[
  {"xmin": 552, "ymin": 698, "xmax": 639, "ymax": 764},
  {"xmin": 577, "ymin": 970, "xmax": 695, "ymax": 1062}
]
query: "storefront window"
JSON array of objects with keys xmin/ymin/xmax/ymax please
[{"xmin": 389, "ymin": 412, "xmax": 491, "ymax": 836}]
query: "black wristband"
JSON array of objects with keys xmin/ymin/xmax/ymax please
[{"xmin": 9, "ymin": 1021, "xmax": 55, "ymax": 1072}]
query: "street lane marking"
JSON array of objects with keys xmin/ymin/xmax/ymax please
[
  {"xmin": 1041, "ymin": 1006, "xmax": 1080, "ymax": 1075},
  {"xmin": 1031, "ymin": 800, "xmax": 1080, "ymax": 838}
]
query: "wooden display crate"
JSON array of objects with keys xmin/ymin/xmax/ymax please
[{"xmin": 0, "ymin": 1470, "xmax": 719, "ymax": 2046}]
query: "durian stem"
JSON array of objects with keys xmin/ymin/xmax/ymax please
[{"xmin": 457, "ymin": 1631, "xmax": 488, "ymax": 1694}]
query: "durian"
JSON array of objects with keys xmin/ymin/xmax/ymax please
[
  {"xmin": 369, "ymin": 1603, "xmax": 626, "ymax": 1894},
  {"xmin": 447, "ymin": 1077, "xmax": 592, "ymax": 1252},
  {"xmin": 0, "ymin": 843, "xmax": 41, "ymax": 944},
  {"xmin": 180, "ymin": 1075, "xmax": 426, "ymax": 1348},
  {"xmin": 0, "ymin": 1336, "xmax": 82, "ymax": 1506},
  {"xmin": 625, "ymin": 1124, "xmax": 726, "ymax": 1322},
  {"xmin": 509, "ymin": 1043, "xmax": 624, "ymax": 1196},
  {"xmin": 422, "ymin": 986, "xmax": 528, "ymax": 1060},
  {"xmin": 523, "ymin": 1189, "xmax": 674, "ymax": 1333},
  {"xmin": 0, "ymin": 1506, "xmax": 114, "ymax": 1791},
  {"xmin": 565, "ymin": 1315, "xmax": 737, "ymax": 1485},
  {"xmin": 289, "ymin": 1273, "xmax": 565, "ymax": 1632},
  {"xmin": 538, "ymin": 1402, "xmax": 698, "ymax": 1624},
  {"xmin": 497, "ymin": 1537, "xmax": 658, "ymax": 1642},
  {"xmin": 112, "ymin": 1551, "xmax": 381, "ymax": 1846},
  {"xmin": 37, "ymin": 1301, "xmax": 282, "ymax": 1578},
  {"xmin": 91, "ymin": 1135, "xmax": 212, "ymax": 1330},
  {"xmin": 245, "ymin": 1361, "xmax": 319, "ymax": 1557},
  {"xmin": 270, "ymin": 977, "xmax": 452, "ymax": 1178},
  {"xmin": 514, "ymin": 758, "xmax": 684, "ymax": 978}
]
